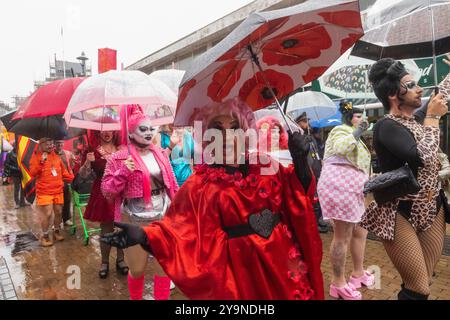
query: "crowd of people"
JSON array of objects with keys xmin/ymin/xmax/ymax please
[{"xmin": 1, "ymin": 54, "xmax": 449, "ymax": 301}]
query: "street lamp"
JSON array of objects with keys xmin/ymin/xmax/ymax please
[{"xmin": 76, "ymin": 51, "xmax": 88, "ymax": 76}]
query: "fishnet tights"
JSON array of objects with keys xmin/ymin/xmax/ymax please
[{"xmin": 382, "ymin": 210, "xmax": 446, "ymax": 295}]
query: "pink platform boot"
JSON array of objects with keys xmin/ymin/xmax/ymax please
[
  {"xmin": 128, "ymin": 274, "xmax": 145, "ymax": 300},
  {"xmin": 154, "ymin": 275, "xmax": 171, "ymax": 300}
]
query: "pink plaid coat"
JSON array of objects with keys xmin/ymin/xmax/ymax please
[{"xmin": 101, "ymin": 146, "xmax": 179, "ymax": 222}]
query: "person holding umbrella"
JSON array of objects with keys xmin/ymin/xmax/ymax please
[
  {"xmin": 101, "ymin": 105, "xmax": 179, "ymax": 300},
  {"xmin": 360, "ymin": 58, "xmax": 448, "ymax": 300},
  {"xmin": 294, "ymin": 112, "xmax": 328, "ymax": 234},
  {"xmin": 76, "ymin": 127, "xmax": 127, "ymax": 279},
  {"xmin": 101, "ymin": 98, "xmax": 324, "ymax": 300},
  {"xmin": 30, "ymin": 138, "xmax": 74, "ymax": 247}
]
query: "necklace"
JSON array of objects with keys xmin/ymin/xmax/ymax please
[{"xmin": 98, "ymin": 144, "xmax": 116, "ymax": 159}]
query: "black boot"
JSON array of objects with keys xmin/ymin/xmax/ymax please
[{"xmin": 397, "ymin": 284, "xmax": 429, "ymax": 300}]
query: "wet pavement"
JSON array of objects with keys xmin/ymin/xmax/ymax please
[{"xmin": 0, "ymin": 183, "xmax": 449, "ymax": 300}]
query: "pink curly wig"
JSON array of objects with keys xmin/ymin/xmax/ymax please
[
  {"xmin": 256, "ymin": 116, "xmax": 288, "ymax": 151},
  {"xmin": 189, "ymin": 97, "xmax": 256, "ymax": 131}
]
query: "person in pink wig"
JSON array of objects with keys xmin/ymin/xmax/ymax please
[{"xmin": 101, "ymin": 105, "xmax": 179, "ymax": 300}]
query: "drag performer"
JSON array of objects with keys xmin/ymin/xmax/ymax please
[
  {"xmin": 360, "ymin": 58, "xmax": 448, "ymax": 300},
  {"xmin": 101, "ymin": 105, "xmax": 179, "ymax": 300},
  {"xmin": 102, "ymin": 98, "xmax": 324, "ymax": 300},
  {"xmin": 256, "ymin": 115, "xmax": 289, "ymax": 151},
  {"xmin": 256, "ymin": 115, "xmax": 290, "ymax": 167}
]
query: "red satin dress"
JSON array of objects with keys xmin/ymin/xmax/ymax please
[{"xmin": 143, "ymin": 162, "xmax": 324, "ymax": 300}]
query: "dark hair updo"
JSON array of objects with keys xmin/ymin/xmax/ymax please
[
  {"xmin": 368, "ymin": 58, "xmax": 408, "ymax": 111},
  {"xmin": 339, "ymin": 101, "xmax": 363, "ymax": 126}
]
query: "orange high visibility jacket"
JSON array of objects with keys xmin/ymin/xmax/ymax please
[{"xmin": 29, "ymin": 151, "xmax": 74, "ymax": 196}]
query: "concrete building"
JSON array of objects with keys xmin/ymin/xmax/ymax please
[
  {"xmin": 0, "ymin": 101, "xmax": 11, "ymax": 115},
  {"xmin": 127, "ymin": 0, "xmax": 307, "ymax": 73},
  {"xmin": 127, "ymin": 0, "xmax": 376, "ymax": 74},
  {"xmin": 34, "ymin": 54, "xmax": 92, "ymax": 90}
]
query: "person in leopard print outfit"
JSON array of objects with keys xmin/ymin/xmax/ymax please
[{"xmin": 360, "ymin": 57, "xmax": 449, "ymax": 300}]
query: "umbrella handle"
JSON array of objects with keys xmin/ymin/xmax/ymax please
[
  {"xmin": 124, "ymin": 105, "xmax": 131, "ymax": 155},
  {"xmin": 247, "ymin": 45, "xmax": 296, "ymax": 134}
]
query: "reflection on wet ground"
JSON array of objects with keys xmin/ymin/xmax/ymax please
[
  {"xmin": 1, "ymin": 231, "xmax": 40, "ymax": 256},
  {"xmin": 0, "ymin": 184, "xmax": 187, "ymax": 300}
]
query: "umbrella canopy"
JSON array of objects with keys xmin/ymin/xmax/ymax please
[
  {"xmin": 318, "ymin": 48, "xmax": 421, "ymax": 99},
  {"xmin": 0, "ymin": 110, "xmax": 17, "ymax": 129},
  {"xmin": 12, "ymin": 77, "xmax": 85, "ymax": 120},
  {"xmin": 253, "ymin": 106, "xmax": 301, "ymax": 133},
  {"xmin": 175, "ymin": 0, "xmax": 363, "ymax": 126},
  {"xmin": 149, "ymin": 69, "xmax": 185, "ymax": 94},
  {"xmin": 351, "ymin": 0, "xmax": 450, "ymax": 60},
  {"xmin": 64, "ymin": 70, "xmax": 177, "ymax": 130},
  {"xmin": 286, "ymin": 91, "xmax": 337, "ymax": 122},
  {"xmin": 8, "ymin": 114, "xmax": 85, "ymax": 141},
  {"xmin": 309, "ymin": 104, "xmax": 342, "ymax": 128}
]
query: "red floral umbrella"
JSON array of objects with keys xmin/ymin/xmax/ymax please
[
  {"xmin": 175, "ymin": 0, "xmax": 363, "ymax": 127},
  {"xmin": 13, "ymin": 77, "xmax": 85, "ymax": 120}
]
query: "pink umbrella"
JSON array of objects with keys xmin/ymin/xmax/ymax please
[{"xmin": 64, "ymin": 70, "xmax": 177, "ymax": 131}]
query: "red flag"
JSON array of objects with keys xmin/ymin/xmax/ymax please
[{"xmin": 98, "ymin": 48, "xmax": 117, "ymax": 73}]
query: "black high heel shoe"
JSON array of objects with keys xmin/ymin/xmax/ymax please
[
  {"xmin": 99, "ymin": 263, "xmax": 109, "ymax": 279},
  {"xmin": 116, "ymin": 259, "xmax": 129, "ymax": 275}
]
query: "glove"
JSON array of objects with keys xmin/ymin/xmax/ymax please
[
  {"xmin": 353, "ymin": 120, "xmax": 369, "ymax": 139},
  {"xmin": 288, "ymin": 131, "xmax": 312, "ymax": 191},
  {"xmin": 100, "ymin": 222, "xmax": 152, "ymax": 253}
]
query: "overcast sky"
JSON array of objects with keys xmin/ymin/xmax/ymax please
[{"xmin": 0, "ymin": 0, "xmax": 254, "ymax": 105}]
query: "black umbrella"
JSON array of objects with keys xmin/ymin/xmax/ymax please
[
  {"xmin": 351, "ymin": 0, "xmax": 450, "ymax": 90},
  {"xmin": 7, "ymin": 114, "xmax": 85, "ymax": 141},
  {"xmin": 0, "ymin": 109, "xmax": 17, "ymax": 129}
]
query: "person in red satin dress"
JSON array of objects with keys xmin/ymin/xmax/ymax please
[{"xmin": 102, "ymin": 98, "xmax": 324, "ymax": 300}]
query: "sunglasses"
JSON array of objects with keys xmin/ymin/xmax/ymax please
[{"xmin": 401, "ymin": 80, "xmax": 419, "ymax": 90}]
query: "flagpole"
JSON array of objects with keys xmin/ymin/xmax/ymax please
[{"xmin": 61, "ymin": 27, "xmax": 66, "ymax": 79}]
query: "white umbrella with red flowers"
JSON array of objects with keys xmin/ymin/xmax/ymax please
[{"xmin": 175, "ymin": 0, "xmax": 364, "ymax": 130}]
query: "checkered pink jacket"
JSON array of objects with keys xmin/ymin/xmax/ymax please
[{"xmin": 101, "ymin": 146, "xmax": 179, "ymax": 222}]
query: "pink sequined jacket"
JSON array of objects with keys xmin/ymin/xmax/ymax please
[{"xmin": 101, "ymin": 145, "xmax": 179, "ymax": 222}]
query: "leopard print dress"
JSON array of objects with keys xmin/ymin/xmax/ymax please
[{"xmin": 360, "ymin": 114, "xmax": 441, "ymax": 241}]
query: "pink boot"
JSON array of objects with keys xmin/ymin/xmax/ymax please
[
  {"xmin": 128, "ymin": 274, "xmax": 145, "ymax": 300},
  {"xmin": 349, "ymin": 271, "xmax": 375, "ymax": 289},
  {"xmin": 154, "ymin": 275, "xmax": 171, "ymax": 300}
]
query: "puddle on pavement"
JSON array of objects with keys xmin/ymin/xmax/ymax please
[{"xmin": 0, "ymin": 231, "xmax": 40, "ymax": 256}]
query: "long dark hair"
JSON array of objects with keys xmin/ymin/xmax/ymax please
[{"xmin": 87, "ymin": 130, "xmax": 121, "ymax": 151}]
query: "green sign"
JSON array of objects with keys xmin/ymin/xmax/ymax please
[{"xmin": 414, "ymin": 54, "xmax": 448, "ymax": 88}]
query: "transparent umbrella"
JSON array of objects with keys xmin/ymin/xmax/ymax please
[{"xmin": 64, "ymin": 70, "xmax": 177, "ymax": 131}]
